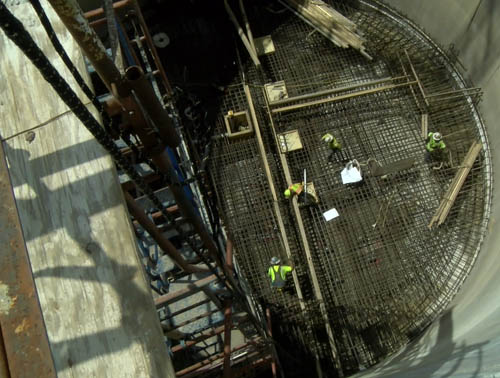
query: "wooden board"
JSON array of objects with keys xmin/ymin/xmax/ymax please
[
  {"xmin": 1, "ymin": 2, "xmax": 175, "ymax": 377},
  {"xmin": 0, "ymin": 0, "xmax": 90, "ymax": 140},
  {"xmin": 369, "ymin": 158, "xmax": 416, "ymax": 176}
]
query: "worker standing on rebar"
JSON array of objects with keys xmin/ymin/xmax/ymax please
[
  {"xmin": 284, "ymin": 182, "xmax": 303, "ymax": 199},
  {"xmin": 268, "ymin": 257, "xmax": 293, "ymax": 291},
  {"xmin": 322, "ymin": 133, "xmax": 341, "ymax": 152},
  {"xmin": 426, "ymin": 131, "xmax": 446, "ymax": 158}
]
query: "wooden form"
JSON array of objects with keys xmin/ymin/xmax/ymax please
[
  {"xmin": 429, "ymin": 141, "xmax": 482, "ymax": 229},
  {"xmin": 243, "ymin": 85, "xmax": 307, "ymax": 311},
  {"xmin": 277, "ymin": 130, "xmax": 303, "ymax": 152},
  {"xmin": 261, "ymin": 86, "xmax": 344, "ymax": 376},
  {"xmin": 272, "ymin": 80, "xmax": 417, "ymax": 114},
  {"xmin": 282, "ymin": 0, "xmax": 371, "ymax": 59},
  {"xmin": 224, "ymin": 110, "xmax": 254, "ymax": 139}
]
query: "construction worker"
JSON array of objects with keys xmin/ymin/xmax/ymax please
[
  {"xmin": 322, "ymin": 133, "xmax": 341, "ymax": 152},
  {"xmin": 426, "ymin": 132, "xmax": 446, "ymax": 154},
  {"xmin": 268, "ymin": 257, "xmax": 293, "ymax": 290},
  {"xmin": 284, "ymin": 182, "xmax": 303, "ymax": 199}
]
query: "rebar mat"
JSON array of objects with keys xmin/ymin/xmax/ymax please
[{"xmin": 208, "ymin": 1, "xmax": 491, "ymax": 375}]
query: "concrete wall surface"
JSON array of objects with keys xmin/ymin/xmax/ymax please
[{"xmin": 358, "ymin": 1, "xmax": 500, "ymax": 377}]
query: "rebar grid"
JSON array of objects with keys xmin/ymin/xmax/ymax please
[{"xmin": 207, "ymin": 1, "xmax": 491, "ymax": 375}]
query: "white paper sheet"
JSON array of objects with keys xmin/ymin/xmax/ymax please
[{"xmin": 323, "ymin": 208, "xmax": 339, "ymax": 221}]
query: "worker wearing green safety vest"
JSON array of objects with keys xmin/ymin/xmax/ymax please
[
  {"xmin": 322, "ymin": 133, "xmax": 341, "ymax": 152},
  {"xmin": 426, "ymin": 132, "xmax": 446, "ymax": 153},
  {"xmin": 268, "ymin": 257, "xmax": 293, "ymax": 290},
  {"xmin": 284, "ymin": 182, "xmax": 303, "ymax": 199}
]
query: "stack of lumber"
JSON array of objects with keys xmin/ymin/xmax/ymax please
[
  {"xmin": 284, "ymin": 0, "xmax": 372, "ymax": 59},
  {"xmin": 428, "ymin": 141, "xmax": 482, "ymax": 229}
]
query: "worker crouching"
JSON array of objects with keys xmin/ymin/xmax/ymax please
[
  {"xmin": 426, "ymin": 132, "xmax": 446, "ymax": 161},
  {"xmin": 284, "ymin": 182, "xmax": 303, "ymax": 199},
  {"xmin": 268, "ymin": 256, "xmax": 293, "ymax": 291},
  {"xmin": 322, "ymin": 133, "xmax": 341, "ymax": 152}
]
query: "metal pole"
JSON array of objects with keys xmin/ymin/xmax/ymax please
[
  {"xmin": 125, "ymin": 66, "xmax": 180, "ymax": 148},
  {"xmin": 47, "ymin": 0, "xmax": 123, "ymax": 95},
  {"xmin": 223, "ymin": 241, "xmax": 234, "ymax": 377},
  {"xmin": 266, "ymin": 308, "xmax": 278, "ymax": 378},
  {"xmin": 124, "ymin": 191, "xmax": 207, "ymax": 274}
]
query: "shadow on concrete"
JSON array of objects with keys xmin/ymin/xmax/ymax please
[
  {"xmin": 4, "ymin": 142, "xmax": 169, "ymax": 375},
  {"xmin": 361, "ymin": 308, "xmax": 488, "ymax": 378}
]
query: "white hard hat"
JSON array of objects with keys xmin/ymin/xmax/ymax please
[
  {"xmin": 323, "ymin": 134, "xmax": 333, "ymax": 143},
  {"xmin": 432, "ymin": 132, "xmax": 442, "ymax": 141},
  {"xmin": 270, "ymin": 256, "xmax": 281, "ymax": 265}
]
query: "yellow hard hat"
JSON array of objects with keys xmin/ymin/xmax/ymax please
[
  {"xmin": 322, "ymin": 133, "xmax": 333, "ymax": 143},
  {"xmin": 284, "ymin": 189, "xmax": 291, "ymax": 198}
]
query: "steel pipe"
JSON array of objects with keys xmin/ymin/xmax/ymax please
[
  {"xmin": 47, "ymin": 0, "xmax": 124, "ymax": 95},
  {"xmin": 125, "ymin": 66, "xmax": 179, "ymax": 148},
  {"xmin": 124, "ymin": 191, "xmax": 206, "ymax": 274}
]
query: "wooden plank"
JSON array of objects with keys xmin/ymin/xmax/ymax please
[
  {"xmin": 269, "ymin": 76, "xmax": 407, "ymax": 107},
  {"xmin": 429, "ymin": 142, "xmax": 482, "ymax": 228},
  {"xmin": 1, "ymin": 3, "xmax": 175, "ymax": 376},
  {"xmin": 0, "ymin": 0, "xmax": 89, "ymax": 140},
  {"xmin": 244, "ymin": 85, "xmax": 307, "ymax": 311},
  {"xmin": 283, "ymin": 0, "xmax": 371, "ymax": 59},
  {"xmin": 272, "ymin": 81, "xmax": 417, "ymax": 114},
  {"xmin": 421, "ymin": 113, "xmax": 429, "ymax": 139},
  {"xmin": 404, "ymin": 49, "xmax": 430, "ymax": 107},
  {"xmin": 224, "ymin": 0, "xmax": 260, "ymax": 67},
  {"xmin": 369, "ymin": 158, "xmax": 416, "ymax": 176},
  {"xmin": 261, "ymin": 86, "xmax": 344, "ymax": 376}
]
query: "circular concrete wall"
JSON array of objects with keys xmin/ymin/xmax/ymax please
[{"xmin": 358, "ymin": 1, "xmax": 500, "ymax": 376}]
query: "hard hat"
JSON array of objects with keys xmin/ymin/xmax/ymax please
[
  {"xmin": 284, "ymin": 189, "xmax": 291, "ymax": 198},
  {"xmin": 322, "ymin": 134, "xmax": 333, "ymax": 143},
  {"xmin": 432, "ymin": 132, "xmax": 442, "ymax": 142},
  {"xmin": 270, "ymin": 256, "xmax": 281, "ymax": 265}
]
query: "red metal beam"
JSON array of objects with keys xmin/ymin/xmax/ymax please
[
  {"xmin": 171, "ymin": 325, "xmax": 226, "ymax": 353},
  {"xmin": 83, "ymin": 0, "xmax": 131, "ymax": 19},
  {"xmin": 223, "ymin": 300, "xmax": 232, "ymax": 378},
  {"xmin": 124, "ymin": 191, "xmax": 206, "ymax": 274},
  {"xmin": 266, "ymin": 308, "xmax": 278, "ymax": 378},
  {"xmin": 154, "ymin": 274, "xmax": 217, "ymax": 308},
  {"xmin": 0, "ymin": 142, "xmax": 56, "ymax": 378},
  {"xmin": 176, "ymin": 341, "xmax": 256, "ymax": 377},
  {"xmin": 223, "ymin": 240, "xmax": 234, "ymax": 377}
]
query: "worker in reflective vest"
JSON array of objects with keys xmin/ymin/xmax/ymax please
[
  {"xmin": 322, "ymin": 133, "xmax": 341, "ymax": 152},
  {"xmin": 426, "ymin": 132, "xmax": 446, "ymax": 153},
  {"xmin": 284, "ymin": 182, "xmax": 303, "ymax": 199},
  {"xmin": 268, "ymin": 256, "xmax": 293, "ymax": 290}
]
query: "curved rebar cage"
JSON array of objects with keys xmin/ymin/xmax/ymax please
[{"xmin": 208, "ymin": 0, "xmax": 492, "ymax": 375}]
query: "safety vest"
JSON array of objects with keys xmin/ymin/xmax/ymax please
[
  {"xmin": 426, "ymin": 133, "xmax": 446, "ymax": 152},
  {"xmin": 328, "ymin": 138, "xmax": 341, "ymax": 150},
  {"xmin": 268, "ymin": 265, "xmax": 292, "ymax": 288},
  {"xmin": 289, "ymin": 183, "xmax": 302, "ymax": 194}
]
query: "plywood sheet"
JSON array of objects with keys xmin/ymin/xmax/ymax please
[{"xmin": 0, "ymin": 0, "xmax": 89, "ymax": 140}]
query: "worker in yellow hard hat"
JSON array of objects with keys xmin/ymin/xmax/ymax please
[
  {"xmin": 284, "ymin": 182, "xmax": 303, "ymax": 199},
  {"xmin": 268, "ymin": 256, "xmax": 293, "ymax": 291},
  {"xmin": 322, "ymin": 133, "xmax": 341, "ymax": 152}
]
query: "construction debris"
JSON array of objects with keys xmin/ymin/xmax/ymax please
[
  {"xmin": 282, "ymin": 0, "xmax": 372, "ymax": 59},
  {"xmin": 429, "ymin": 141, "xmax": 483, "ymax": 228}
]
